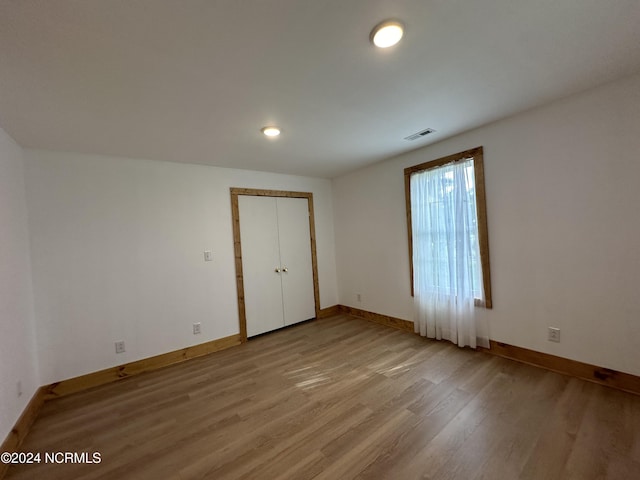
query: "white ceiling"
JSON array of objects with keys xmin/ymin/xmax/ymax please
[{"xmin": 1, "ymin": 1, "xmax": 639, "ymax": 178}]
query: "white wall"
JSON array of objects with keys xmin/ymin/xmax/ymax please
[
  {"xmin": 0, "ymin": 127, "xmax": 39, "ymax": 441},
  {"xmin": 333, "ymin": 72, "xmax": 640, "ymax": 376},
  {"xmin": 25, "ymin": 151, "xmax": 338, "ymax": 385}
]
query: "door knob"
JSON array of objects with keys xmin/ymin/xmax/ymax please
[
  {"xmin": 275, "ymin": 267, "xmax": 281, "ymax": 273},
  {"xmin": 282, "ymin": 267, "xmax": 288, "ymax": 273}
]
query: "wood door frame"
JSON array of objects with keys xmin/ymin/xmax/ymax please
[{"xmin": 230, "ymin": 188, "xmax": 321, "ymax": 342}]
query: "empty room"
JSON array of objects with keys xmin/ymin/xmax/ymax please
[{"xmin": 1, "ymin": 1, "xmax": 640, "ymax": 479}]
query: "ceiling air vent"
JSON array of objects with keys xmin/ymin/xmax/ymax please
[{"xmin": 404, "ymin": 128, "xmax": 436, "ymax": 141}]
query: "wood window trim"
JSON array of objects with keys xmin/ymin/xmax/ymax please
[
  {"xmin": 404, "ymin": 146, "xmax": 492, "ymax": 308},
  {"xmin": 230, "ymin": 188, "xmax": 321, "ymax": 342}
]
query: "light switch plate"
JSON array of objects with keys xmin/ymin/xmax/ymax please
[{"xmin": 204, "ymin": 251, "xmax": 213, "ymax": 261}]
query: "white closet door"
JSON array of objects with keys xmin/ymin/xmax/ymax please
[
  {"xmin": 276, "ymin": 197, "xmax": 316, "ymax": 326},
  {"xmin": 238, "ymin": 196, "xmax": 284, "ymax": 337}
]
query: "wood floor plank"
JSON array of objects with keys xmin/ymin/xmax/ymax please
[
  {"xmin": 560, "ymin": 385, "xmax": 640, "ymax": 480},
  {"xmin": 6, "ymin": 315, "xmax": 640, "ymax": 480}
]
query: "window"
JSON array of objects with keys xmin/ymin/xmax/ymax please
[{"xmin": 404, "ymin": 146, "xmax": 492, "ymax": 308}]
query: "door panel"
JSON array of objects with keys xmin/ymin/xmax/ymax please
[
  {"xmin": 238, "ymin": 196, "xmax": 284, "ymax": 337},
  {"xmin": 276, "ymin": 197, "xmax": 316, "ymax": 326}
]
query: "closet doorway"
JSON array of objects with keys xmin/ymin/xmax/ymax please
[{"xmin": 230, "ymin": 188, "xmax": 320, "ymax": 341}]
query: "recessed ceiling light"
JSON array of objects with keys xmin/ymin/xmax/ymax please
[
  {"xmin": 261, "ymin": 126, "xmax": 281, "ymax": 137},
  {"xmin": 370, "ymin": 20, "xmax": 404, "ymax": 48}
]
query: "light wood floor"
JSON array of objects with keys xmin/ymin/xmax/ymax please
[{"xmin": 7, "ymin": 315, "xmax": 640, "ymax": 479}]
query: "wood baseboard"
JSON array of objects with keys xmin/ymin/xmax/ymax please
[
  {"xmin": 317, "ymin": 305, "xmax": 340, "ymax": 318},
  {"xmin": 338, "ymin": 305, "xmax": 414, "ymax": 332},
  {"xmin": 42, "ymin": 333, "xmax": 242, "ymax": 400},
  {"xmin": 1, "ymin": 333, "xmax": 243, "ymax": 478},
  {"xmin": 340, "ymin": 305, "xmax": 640, "ymax": 397},
  {"xmin": 482, "ymin": 340, "xmax": 640, "ymax": 396},
  {"xmin": 0, "ymin": 387, "xmax": 45, "ymax": 479}
]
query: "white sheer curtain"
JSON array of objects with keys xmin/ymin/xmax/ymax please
[{"xmin": 411, "ymin": 159, "xmax": 489, "ymax": 349}]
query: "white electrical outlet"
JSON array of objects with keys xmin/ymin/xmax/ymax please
[
  {"xmin": 115, "ymin": 341, "xmax": 126, "ymax": 354},
  {"xmin": 356, "ymin": 293, "xmax": 362, "ymax": 303},
  {"xmin": 193, "ymin": 322, "xmax": 201, "ymax": 335},
  {"xmin": 548, "ymin": 327, "xmax": 561, "ymax": 343},
  {"xmin": 17, "ymin": 380, "xmax": 22, "ymax": 398}
]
